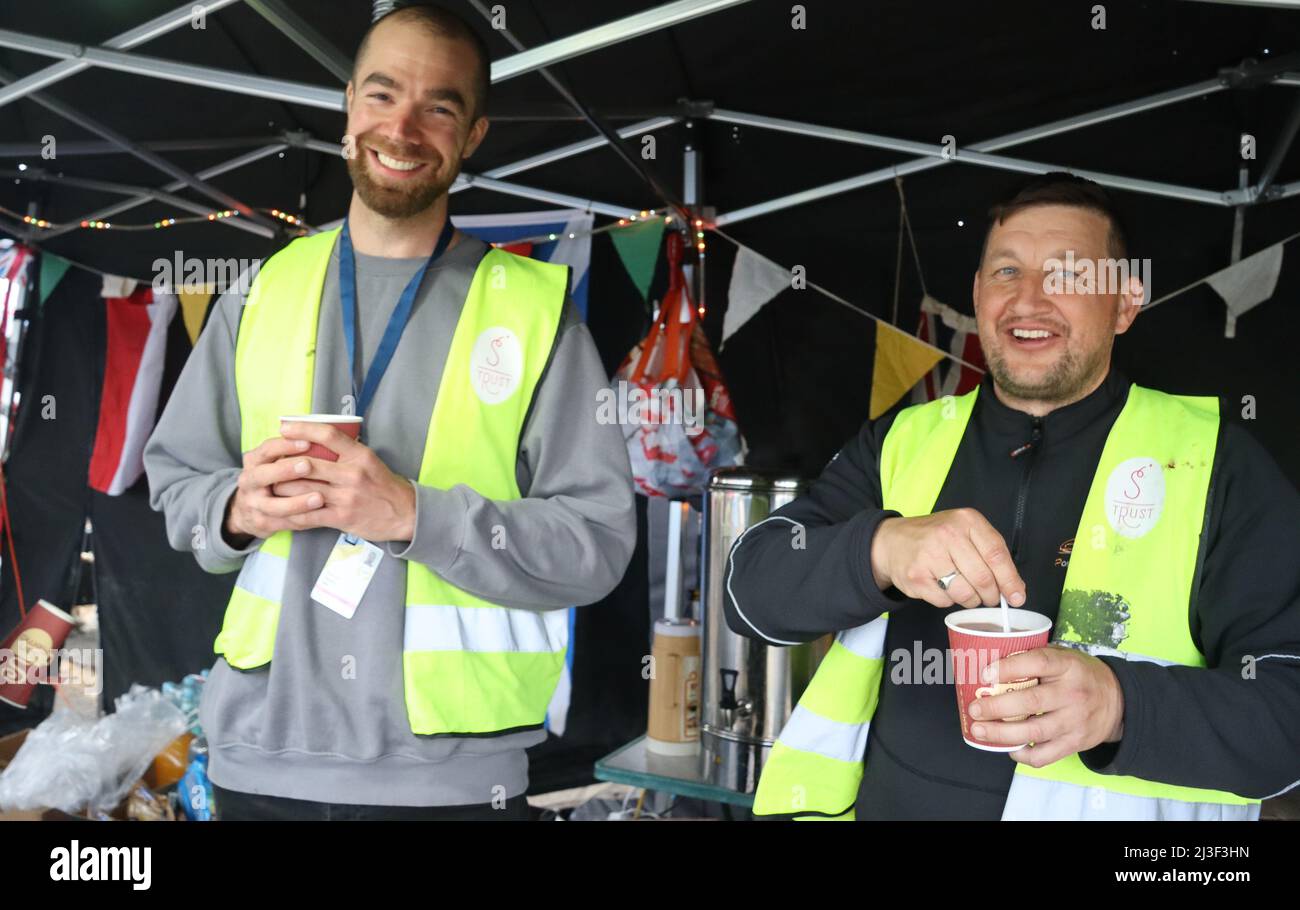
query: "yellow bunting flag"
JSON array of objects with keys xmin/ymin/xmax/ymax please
[
  {"xmin": 176, "ymin": 287, "xmax": 213, "ymax": 346},
  {"xmin": 869, "ymin": 322, "xmax": 944, "ymax": 419}
]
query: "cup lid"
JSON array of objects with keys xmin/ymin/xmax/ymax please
[{"xmin": 654, "ymin": 618, "xmax": 701, "ymax": 636}]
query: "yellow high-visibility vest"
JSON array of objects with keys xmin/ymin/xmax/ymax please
[
  {"xmin": 753, "ymin": 385, "xmax": 1260, "ymax": 820},
  {"xmin": 215, "ymin": 227, "xmax": 571, "ymax": 736}
]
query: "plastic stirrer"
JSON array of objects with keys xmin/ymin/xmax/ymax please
[{"xmin": 999, "ymin": 594, "xmax": 1012, "ymax": 633}]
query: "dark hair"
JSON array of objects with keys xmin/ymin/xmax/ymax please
[
  {"xmin": 353, "ymin": 2, "xmax": 491, "ymax": 120},
  {"xmin": 981, "ymin": 172, "xmax": 1129, "ymax": 264}
]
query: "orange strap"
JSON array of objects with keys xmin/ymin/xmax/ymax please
[{"xmin": 630, "ymin": 232, "xmax": 697, "ymax": 386}]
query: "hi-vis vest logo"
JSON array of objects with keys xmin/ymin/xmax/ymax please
[
  {"xmin": 470, "ymin": 327, "xmax": 522, "ymax": 404},
  {"xmin": 1104, "ymin": 457, "xmax": 1165, "ymax": 538}
]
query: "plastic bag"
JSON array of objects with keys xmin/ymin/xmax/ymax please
[
  {"xmin": 0, "ymin": 684, "xmax": 188, "ymax": 814},
  {"xmin": 613, "ymin": 233, "xmax": 742, "ymax": 498},
  {"xmin": 689, "ymin": 319, "xmax": 742, "ymax": 469}
]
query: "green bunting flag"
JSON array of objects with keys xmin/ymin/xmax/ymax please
[
  {"xmin": 38, "ymin": 252, "xmax": 71, "ymax": 307},
  {"xmin": 610, "ymin": 217, "xmax": 665, "ymax": 300}
]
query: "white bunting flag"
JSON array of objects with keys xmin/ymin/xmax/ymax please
[
  {"xmin": 1205, "ymin": 243, "xmax": 1284, "ymax": 338},
  {"xmin": 723, "ymin": 245, "xmax": 791, "ymax": 346}
]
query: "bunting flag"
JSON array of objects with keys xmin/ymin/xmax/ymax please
[
  {"xmin": 0, "ymin": 243, "xmax": 33, "ymax": 455},
  {"xmin": 0, "ymin": 243, "xmax": 33, "ymax": 312},
  {"xmin": 871, "ymin": 321, "xmax": 944, "ymax": 419},
  {"xmin": 722, "ymin": 245, "xmax": 789, "ymax": 347},
  {"xmin": 609, "ymin": 216, "xmax": 665, "ymax": 302},
  {"xmin": 455, "ymin": 208, "xmax": 594, "ymax": 320},
  {"xmin": 912, "ymin": 294, "xmax": 986, "ymax": 403},
  {"xmin": 499, "ymin": 241, "xmax": 533, "ymax": 257},
  {"xmin": 38, "ymin": 252, "xmax": 71, "ymax": 308},
  {"xmin": 1205, "ymin": 243, "xmax": 1284, "ymax": 338},
  {"xmin": 88, "ymin": 283, "xmax": 177, "ymax": 495},
  {"xmin": 176, "ymin": 286, "xmax": 213, "ymax": 346},
  {"xmin": 100, "ymin": 275, "xmax": 138, "ymax": 298}
]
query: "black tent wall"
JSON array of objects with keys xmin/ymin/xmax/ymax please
[
  {"xmin": 0, "ymin": 268, "xmax": 232, "ymax": 731},
  {"xmin": 0, "ymin": 266, "xmax": 101, "ymax": 735}
]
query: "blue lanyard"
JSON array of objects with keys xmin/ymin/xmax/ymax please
[{"xmin": 338, "ymin": 217, "xmax": 455, "ymax": 420}]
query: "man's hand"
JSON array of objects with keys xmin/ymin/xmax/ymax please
[
  {"xmin": 224, "ymin": 436, "xmax": 328, "ymax": 547},
  {"xmin": 967, "ymin": 645, "xmax": 1125, "ymax": 767},
  {"xmin": 869, "ymin": 508, "xmax": 1027, "ymax": 608},
  {"xmin": 268, "ymin": 420, "xmax": 417, "ymax": 542}
]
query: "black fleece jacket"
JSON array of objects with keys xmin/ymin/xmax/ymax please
[{"xmin": 724, "ymin": 368, "xmax": 1300, "ymax": 819}]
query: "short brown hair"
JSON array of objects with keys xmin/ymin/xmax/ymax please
[
  {"xmin": 981, "ymin": 172, "xmax": 1129, "ymax": 264},
  {"xmin": 353, "ymin": 2, "xmax": 491, "ymax": 120}
]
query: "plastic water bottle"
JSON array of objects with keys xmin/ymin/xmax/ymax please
[{"xmin": 180, "ymin": 733, "xmax": 215, "ymax": 821}]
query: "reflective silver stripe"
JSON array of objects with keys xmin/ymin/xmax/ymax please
[
  {"xmin": 1059, "ymin": 643, "xmax": 1176, "ymax": 667},
  {"xmin": 777, "ymin": 703, "xmax": 871, "ymax": 765},
  {"xmin": 1122, "ymin": 652, "xmax": 1177, "ymax": 667},
  {"xmin": 1264, "ymin": 777, "xmax": 1300, "ymax": 800},
  {"xmin": 1001, "ymin": 774, "xmax": 1259, "ymax": 821},
  {"xmin": 839, "ymin": 616, "xmax": 888, "ymax": 660},
  {"xmin": 234, "ymin": 547, "xmax": 287, "ymax": 603},
  {"xmin": 1245, "ymin": 656, "xmax": 1300, "ymax": 799},
  {"xmin": 404, "ymin": 604, "xmax": 569, "ymax": 653}
]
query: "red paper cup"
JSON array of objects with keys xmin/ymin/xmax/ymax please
[
  {"xmin": 278, "ymin": 414, "xmax": 362, "ymax": 462},
  {"xmin": 944, "ymin": 607, "xmax": 1052, "ymax": 752},
  {"xmin": 0, "ymin": 599, "xmax": 77, "ymax": 709}
]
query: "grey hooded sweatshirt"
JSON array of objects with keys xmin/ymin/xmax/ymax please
[{"xmin": 144, "ymin": 232, "xmax": 636, "ymax": 807}]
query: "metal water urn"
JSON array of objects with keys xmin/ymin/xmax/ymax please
[{"xmin": 699, "ymin": 467, "xmax": 830, "ymax": 792}]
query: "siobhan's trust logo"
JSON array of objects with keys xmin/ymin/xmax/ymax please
[{"xmin": 1104, "ymin": 457, "xmax": 1164, "ymax": 538}]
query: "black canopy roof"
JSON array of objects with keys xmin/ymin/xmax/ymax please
[{"xmin": 1, "ymin": 0, "xmax": 1297, "ymax": 471}]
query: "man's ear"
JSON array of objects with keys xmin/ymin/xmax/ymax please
[
  {"xmin": 345, "ymin": 80, "xmax": 354, "ymax": 111},
  {"xmin": 1115, "ymin": 274, "xmax": 1143, "ymax": 335},
  {"xmin": 463, "ymin": 116, "xmax": 490, "ymax": 160}
]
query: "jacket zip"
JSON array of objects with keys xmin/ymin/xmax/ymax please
[{"xmin": 1009, "ymin": 416, "xmax": 1044, "ymax": 560}]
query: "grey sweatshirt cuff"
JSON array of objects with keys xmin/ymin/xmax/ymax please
[
  {"xmin": 386, "ymin": 478, "xmax": 465, "ymax": 571},
  {"xmin": 202, "ymin": 472, "xmax": 262, "ymax": 569}
]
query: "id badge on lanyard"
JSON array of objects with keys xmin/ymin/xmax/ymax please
[{"xmin": 311, "ymin": 533, "xmax": 385, "ymax": 619}]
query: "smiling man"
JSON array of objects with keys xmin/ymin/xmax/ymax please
[
  {"xmin": 725, "ymin": 173, "xmax": 1300, "ymax": 820},
  {"xmin": 144, "ymin": 3, "xmax": 635, "ymax": 820}
]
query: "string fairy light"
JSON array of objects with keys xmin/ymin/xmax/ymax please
[
  {"xmin": 269, "ymin": 208, "xmax": 306, "ymax": 226},
  {"xmin": 0, "ymin": 205, "xmax": 319, "ymax": 234},
  {"xmin": 489, "ymin": 208, "xmax": 711, "ymax": 250},
  {"xmin": 9, "ymin": 196, "xmax": 720, "ymax": 270}
]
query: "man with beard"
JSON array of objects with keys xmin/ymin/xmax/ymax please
[
  {"xmin": 144, "ymin": 4, "xmax": 635, "ymax": 820},
  {"xmin": 725, "ymin": 173, "xmax": 1300, "ymax": 820}
]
